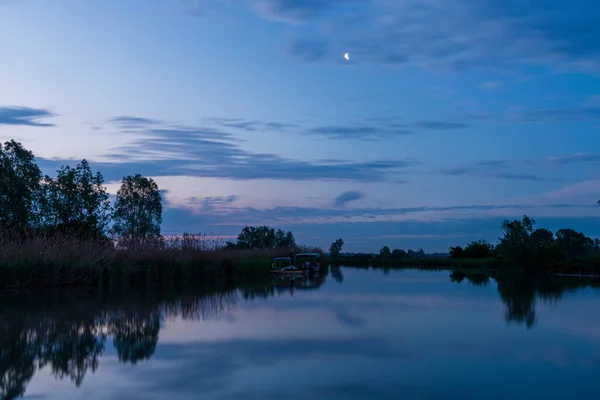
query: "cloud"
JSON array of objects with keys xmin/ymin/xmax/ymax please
[
  {"xmin": 333, "ymin": 190, "xmax": 365, "ymax": 207},
  {"xmin": 545, "ymin": 153, "xmax": 600, "ymax": 164},
  {"xmin": 431, "ymin": 160, "xmax": 563, "ymax": 182},
  {"xmin": 250, "ymin": 0, "xmax": 600, "ymax": 72},
  {"xmin": 207, "ymin": 117, "xmax": 299, "ymax": 132},
  {"xmin": 110, "ymin": 115, "xmax": 162, "ymax": 128},
  {"xmin": 306, "ymin": 125, "xmax": 411, "ymax": 140},
  {"xmin": 303, "ymin": 119, "xmax": 467, "ymax": 141},
  {"xmin": 512, "ymin": 105, "xmax": 600, "ymax": 122},
  {"xmin": 35, "ymin": 116, "xmax": 420, "ymax": 182},
  {"xmin": 253, "ymin": 0, "xmax": 337, "ymax": 23},
  {"xmin": 0, "ymin": 106, "xmax": 56, "ymax": 127},
  {"xmin": 159, "ymin": 200, "xmax": 600, "ymax": 251},
  {"xmin": 160, "ymin": 201, "xmax": 599, "ymax": 229},
  {"xmin": 413, "ymin": 121, "xmax": 468, "ymax": 130}
]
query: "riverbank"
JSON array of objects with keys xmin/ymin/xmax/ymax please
[
  {"xmin": 329, "ymin": 254, "xmax": 600, "ymax": 275},
  {"xmin": 0, "ymin": 235, "xmax": 303, "ymax": 289}
]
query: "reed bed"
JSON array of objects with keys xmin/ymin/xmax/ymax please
[{"xmin": 0, "ymin": 231, "xmax": 298, "ymax": 289}]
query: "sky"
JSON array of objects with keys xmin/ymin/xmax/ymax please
[{"xmin": 1, "ymin": 0, "xmax": 600, "ymax": 252}]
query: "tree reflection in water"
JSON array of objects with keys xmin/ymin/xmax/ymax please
[
  {"xmin": 0, "ymin": 269, "xmax": 330, "ymax": 400},
  {"xmin": 0, "ymin": 286, "xmax": 241, "ymax": 400},
  {"xmin": 449, "ymin": 270, "xmax": 600, "ymax": 329}
]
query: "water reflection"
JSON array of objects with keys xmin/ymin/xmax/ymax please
[
  {"xmin": 0, "ymin": 287, "xmax": 240, "ymax": 400},
  {"xmin": 449, "ymin": 270, "xmax": 600, "ymax": 329},
  {"xmin": 2, "ymin": 268, "xmax": 600, "ymax": 399}
]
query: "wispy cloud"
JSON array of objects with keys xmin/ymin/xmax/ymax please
[
  {"xmin": 36, "ymin": 115, "xmax": 420, "ymax": 182},
  {"xmin": 158, "ymin": 198, "xmax": 600, "ymax": 252},
  {"xmin": 250, "ymin": 0, "xmax": 600, "ymax": 72},
  {"xmin": 545, "ymin": 153, "xmax": 600, "ymax": 164},
  {"xmin": 303, "ymin": 119, "xmax": 468, "ymax": 141},
  {"xmin": 0, "ymin": 106, "xmax": 56, "ymax": 127},
  {"xmin": 431, "ymin": 160, "xmax": 563, "ymax": 182},
  {"xmin": 207, "ymin": 117, "xmax": 299, "ymax": 132},
  {"xmin": 512, "ymin": 105, "xmax": 600, "ymax": 122},
  {"xmin": 333, "ymin": 190, "xmax": 365, "ymax": 207},
  {"xmin": 305, "ymin": 125, "xmax": 411, "ymax": 140},
  {"xmin": 110, "ymin": 115, "xmax": 162, "ymax": 128}
]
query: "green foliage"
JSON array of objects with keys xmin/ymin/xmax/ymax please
[
  {"xmin": 111, "ymin": 174, "xmax": 162, "ymax": 247},
  {"xmin": 0, "ymin": 140, "xmax": 43, "ymax": 231},
  {"xmin": 329, "ymin": 238, "xmax": 344, "ymax": 257},
  {"xmin": 40, "ymin": 159, "xmax": 111, "ymax": 238}
]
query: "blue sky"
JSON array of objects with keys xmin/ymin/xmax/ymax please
[{"xmin": 1, "ymin": 0, "xmax": 600, "ymax": 252}]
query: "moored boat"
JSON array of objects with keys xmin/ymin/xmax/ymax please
[
  {"xmin": 270, "ymin": 257, "xmax": 306, "ymax": 275},
  {"xmin": 294, "ymin": 252, "xmax": 321, "ymax": 272}
]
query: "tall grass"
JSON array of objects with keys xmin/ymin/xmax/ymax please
[{"xmin": 0, "ymin": 231, "xmax": 303, "ymax": 289}]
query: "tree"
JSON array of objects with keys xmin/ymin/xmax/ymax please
[
  {"xmin": 236, "ymin": 225, "xmax": 275, "ymax": 249},
  {"xmin": 329, "ymin": 238, "xmax": 344, "ymax": 257},
  {"xmin": 274, "ymin": 229, "xmax": 296, "ymax": 249},
  {"xmin": 463, "ymin": 240, "xmax": 493, "ymax": 259},
  {"xmin": 0, "ymin": 140, "xmax": 43, "ymax": 232},
  {"xmin": 555, "ymin": 228, "xmax": 594, "ymax": 258},
  {"xmin": 112, "ymin": 174, "xmax": 162, "ymax": 247},
  {"xmin": 379, "ymin": 245, "xmax": 391, "ymax": 258},
  {"xmin": 449, "ymin": 245, "xmax": 465, "ymax": 259},
  {"xmin": 41, "ymin": 159, "xmax": 111, "ymax": 237},
  {"xmin": 391, "ymin": 248, "xmax": 407, "ymax": 259},
  {"xmin": 530, "ymin": 228, "xmax": 554, "ymax": 246},
  {"xmin": 496, "ymin": 215, "xmax": 536, "ymax": 265}
]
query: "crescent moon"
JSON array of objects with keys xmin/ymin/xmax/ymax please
[{"xmin": 344, "ymin": 53, "xmax": 349, "ymax": 60}]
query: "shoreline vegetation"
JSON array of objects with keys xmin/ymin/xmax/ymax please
[
  {"xmin": 330, "ymin": 215, "xmax": 600, "ymax": 275},
  {"xmin": 1, "ymin": 139, "xmax": 599, "ymax": 289}
]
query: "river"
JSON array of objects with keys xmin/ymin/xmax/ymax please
[{"xmin": 2, "ymin": 267, "xmax": 600, "ymax": 399}]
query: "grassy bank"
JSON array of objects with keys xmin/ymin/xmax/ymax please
[{"xmin": 0, "ymin": 234, "xmax": 302, "ymax": 289}]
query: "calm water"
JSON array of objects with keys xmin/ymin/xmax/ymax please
[{"xmin": 3, "ymin": 267, "xmax": 600, "ymax": 399}]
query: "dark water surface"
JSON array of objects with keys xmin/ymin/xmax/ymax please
[{"xmin": 2, "ymin": 267, "xmax": 600, "ymax": 399}]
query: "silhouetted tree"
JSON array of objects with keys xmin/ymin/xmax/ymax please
[
  {"xmin": 329, "ymin": 238, "xmax": 344, "ymax": 257},
  {"xmin": 463, "ymin": 240, "xmax": 493, "ymax": 258},
  {"xmin": 496, "ymin": 215, "xmax": 536, "ymax": 266},
  {"xmin": 379, "ymin": 245, "xmax": 391, "ymax": 258},
  {"xmin": 391, "ymin": 248, "xmax": 407, "ymax": 259},
  {"xmin": 0, "ymin": 140, "xmax": 43, "ymax": 232},
  {"xmin": 112, "ymin": 174, "xmax": 162, "ymax": 247},
  {"xmin": 274, "ymin": 229, "xmax": 296, "ymax": 248},
  {"xmin": 530, "ymin": 228, "xmax": 554, "ymax": 246},
  {"xmin": 41, "ymin": 159, "xmax": 111, "ymax": 238},
  {"xmin": 449, "ymin": 245, "xmax": 465, "ymax": 259},
  {"xmin": 555, "ymin": 228, "xmax": 594, "ymax": 258}
]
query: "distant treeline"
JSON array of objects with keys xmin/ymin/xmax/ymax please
[
  {"xmin": 447, "ymin": 216, "xmax": 600, "ymax": 272},
  {"xmin": 331, "ymin": 216, "xmax": 600, "ymax": 273}
]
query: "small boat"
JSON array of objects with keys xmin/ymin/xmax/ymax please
[
  {"xmin": 294, "ymin": 252, "xmax": 321, "ymax": 272},
  {"xmin": 270, "ymin": 257, "xmax": 306, "ymax": 275}
]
